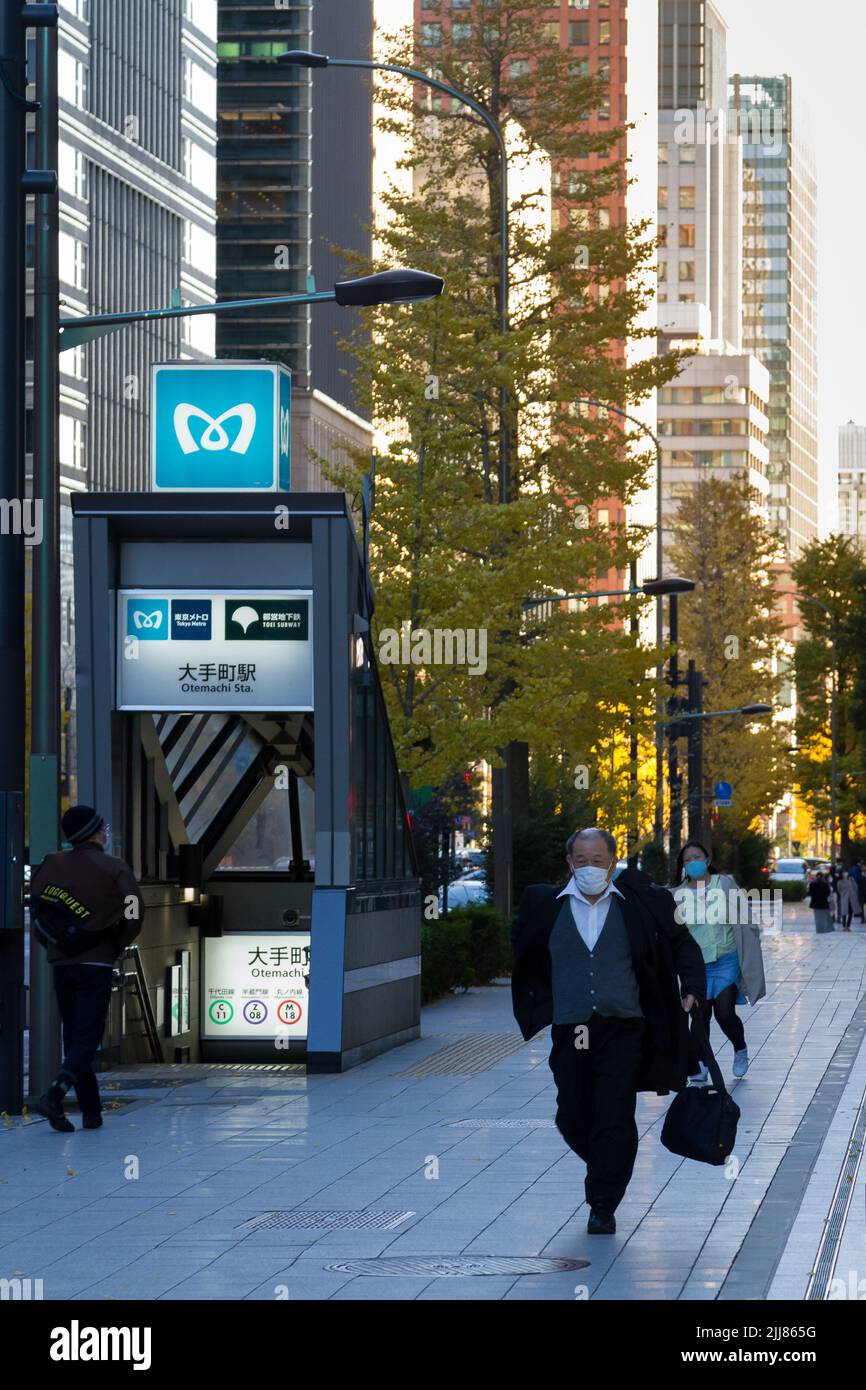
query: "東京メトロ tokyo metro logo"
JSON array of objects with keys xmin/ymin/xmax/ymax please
[
  {"xmin": 172, "ymin": 402, "xmax": 256, "ymax": 456},
  {"xmin": 171, "ymin": 599, "xmax": 212, "ymax": 640},
  {"xmin": 152, "ymin": 363, "xmax": 291, "ymax": 491},
  {"xmin": 126, "ymin": 597, "xmax": 169, "ymax": 640}
]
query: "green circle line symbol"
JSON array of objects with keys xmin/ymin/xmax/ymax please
[{"xmin": 209, "ymin": 998, "xmax": 234, "ymax": 1024}]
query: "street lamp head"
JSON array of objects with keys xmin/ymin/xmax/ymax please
[
  {"xmin": 641, "ymin": 577, "xmax": 696, "ymax": 597},
  {"xmin": 278, "ymin": 49, "xmax": 329, "ymax": 67},
  {"xmin": 334, "ymin": 268, "xmax": 444, "ymax": 307},
  {"xmin": 740, "ymin": 703, "xmax": 773, "ymax": 717}
]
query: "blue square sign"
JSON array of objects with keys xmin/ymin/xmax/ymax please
[
  {"xmin": 171, "ymin": 599, "xmax": 212, "ymax": 640},
  {"xmin": 152, "ymin": 362, "xmax": 291, "ymax": 492},
  {"xmin": 126, "ymin": 596, "xmax": 169, "ymax": 640}
]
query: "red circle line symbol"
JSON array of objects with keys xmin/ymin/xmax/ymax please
[{"xmin": 277, "ymin": 998, "xmax": 304, "ymax": 1026}]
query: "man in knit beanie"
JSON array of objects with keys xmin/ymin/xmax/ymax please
[{"xmin": 30, "ymin": 805, "xmax": 144, "ymax": 1132}]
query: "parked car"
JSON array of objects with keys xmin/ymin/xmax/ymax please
[
  {"xmin": 438, "ymin": 876, "xmax": 490, "ymax": 911},
  {"xmin": 769, "ymin": 857, "xmax": 809, "ymax": 896},
  {"xmin": 460, "ymin": 849, "xmax": 486, "ymax": 870}
]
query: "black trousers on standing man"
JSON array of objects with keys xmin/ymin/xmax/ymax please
[{"xmin": 548, "ymin": 1014, "xmax": 646, "ymax": 1213}]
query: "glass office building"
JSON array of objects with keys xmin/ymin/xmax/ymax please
[
  {"xmin": 729, "ymin": 75, "xmax": 818, "ymax": 558},
  {"xmin": 216, "ymin": 2, "xmax": 313, "ymax": 382}
]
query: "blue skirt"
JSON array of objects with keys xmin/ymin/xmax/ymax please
[{"xmin": 704, "ymin": 950, "xmax": 740, "ymax": 1001}]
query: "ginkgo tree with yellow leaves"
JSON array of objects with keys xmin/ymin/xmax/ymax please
[
  {"xmin": 667, "ymin": 472, "xmax": 790, "ymax": 835},
  {"xmin": 327, "ymin": 1, "xmax": 683, "ymax": 848}
]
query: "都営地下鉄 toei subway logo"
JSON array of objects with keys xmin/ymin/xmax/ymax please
[{"xmin": 173, "ymin": 402, "xmax": 256, "ymax": 456}]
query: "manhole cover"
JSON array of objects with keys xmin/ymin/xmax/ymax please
[
  {"xmin": 236, "ymin": 1209, "xmax": 415, "ymax": 1233},
  {"xmin": 448, "ymin": 1118, "xmax": 556, "ymax": 1129},
  {"xmin": 326, "ymin": 1256, "xmax": 589, "ymax": 1277},
  {"xmin": 398, "ymin": 1035, "xmax": 527, "ymax": 1077}
]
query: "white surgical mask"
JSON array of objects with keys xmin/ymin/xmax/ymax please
[{"xmin": 572, "ymin": 864, "xmax": 611, "ymax": 896}]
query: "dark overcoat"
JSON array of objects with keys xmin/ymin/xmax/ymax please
[{"xmin": 511, "ymin": 867, "xmax": 707, "ymax": 1094}]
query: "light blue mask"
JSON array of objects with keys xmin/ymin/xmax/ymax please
[{"xmin": 685, "ymin": 859, "xmax": 708, "ymax": 879}]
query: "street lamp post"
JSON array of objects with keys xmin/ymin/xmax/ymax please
[
  {"xmin": 280, "ymin": 49, "xmax": 519, "ymax": 919},
  {"xmin": 30, "ymin": 1, "xmax": 62, "ymax": 1097},
  {"xmin": 789, "ymin": 593, "xmax": 839, "ymax": 869},
  {"xmin": 662, "ymin": 699, "xmax": 773, "ymax": 855},
  {"xmin": 59, "ymin": 269, "xmax": 444, "ymax": 351},
  {"xmin": 573, "ymin": 400, "xmax": 666, "ymax": 844}
]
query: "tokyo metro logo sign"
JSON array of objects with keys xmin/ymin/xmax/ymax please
[
  {"xmin": 152, "ymin": 362, "xmax": 291, "ymax": 491},
  {"xmin": 173, "ymin": 402, "xmax": 257, "ymax": 456}
]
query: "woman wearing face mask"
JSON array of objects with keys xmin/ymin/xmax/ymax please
[{"xmin": 670, "ymin": 841, "xmax": 763, "ymax": 1085}]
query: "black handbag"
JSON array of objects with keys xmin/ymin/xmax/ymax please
[{"xmin": 660, "ymin": 1008, "xmax": 741, "ymax": 1166}]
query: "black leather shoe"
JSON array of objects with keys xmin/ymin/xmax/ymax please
[
  {"xmin": 587, "ymin": 1207, "xmax": 616, "ymax": 1235},
  {"xmin": 33, "ymin": 1092, "xmax": 75, "ymax": 1133},
  {"xmin": 82, "ymin": 1114, "xmax": 103, "ymax": 1130}
]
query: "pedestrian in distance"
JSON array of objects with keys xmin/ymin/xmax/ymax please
[
  {"xmin": 856, "ymin": 860, "xmax": 866, "ymax": 922},
  {"xmin": 848, "ymin": 859, "xmax": 864, "ymax": 921},
  {"xmin": 511, "ymin": 827, "xmax": 705, "ymax": 1236},
  {"xmin": 29, "ymin": 805, "xmax": 144, "ymax": 1132},
  {"xmin": 669, "ymin": 842, "xmax": 765, "ymax": 1087},
  {"xmin": 806, "ymin": 870, "xmax": 834, "ymax": 935},
  {"xmin": 835, "ymin": 868, "xmax": 858, "ymax": 932}
]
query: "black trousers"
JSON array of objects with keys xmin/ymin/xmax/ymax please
[
  {"xmin": 687, "ymin": 985, "xmax": 746, "ymax": 1075},
  {"xmin": 53, "ymin": 964, "xmax": 114, "ymax": 1116},
  {"xmin": 548, "ymin": 1015, "xmax": 645, "ymax": 1212}
]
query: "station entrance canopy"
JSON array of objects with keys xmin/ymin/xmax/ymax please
[{"xmin": 71, "ymin": 492, "xmax": 420, "ymax": 1072}]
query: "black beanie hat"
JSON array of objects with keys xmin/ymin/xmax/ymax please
[{"xmin": 61, "ymin": 805, "xmax": 105, "ymax": 845}]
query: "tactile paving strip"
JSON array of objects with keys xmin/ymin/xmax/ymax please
[
  {"xmin": 236, "ymin": 1209, "xmax": 415, "ymax": 1233},
  {"xmin": 326, "ymin": 1256, "xmax": 589, "ymax": 1277},
  {"xmin": 397, "ymin": 1035, "xmax": 527, "ymax": 1077}
]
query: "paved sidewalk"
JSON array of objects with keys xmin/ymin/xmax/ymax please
[{"xmin": 2, "ymin": 909, "xmax": 865, "ymax": 1301}]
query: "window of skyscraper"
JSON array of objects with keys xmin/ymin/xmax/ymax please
[{"xmin": 569, "ymin": 21, "xmax": 589, "ymax": 45}]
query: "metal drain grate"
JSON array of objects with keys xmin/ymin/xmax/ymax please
[
  {"xmin": 236, "ymin": 1209, "xmax": 415, "ymax": 1233},
  {"xmin": 102, "ymin": 1063, "xmax": 304, "ymax": 1081},
  {"xmin": 448, "ymin": 1118, "xmax": 556, "ymax": 1129},
  {"xmin": 398, "ymin": 1035, "xmax": 527, "ymax": 1077},
  {"xmin": 326, "ymin": 1256, "xmax": 589, "ymax": 1277},
  {"xmin": 806, "ymin": 1082, "xmax": 866, "ymax": 1300}
]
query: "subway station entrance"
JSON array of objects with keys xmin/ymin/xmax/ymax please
[{"xmin": 71, "ymin": 491, "xmax": 420, "ymax": 1072}]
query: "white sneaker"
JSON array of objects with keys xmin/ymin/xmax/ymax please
[
  {"xmin": 733, "ymin": 1049, "xmax": 749, "ymax": 1078},
  {"xmin": 687, "ymin": 1063, "xmax": 711, "ymax": 1087}
]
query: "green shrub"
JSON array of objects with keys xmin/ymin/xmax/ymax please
[
  {"xmin": 421, "ymin": 903, "xmax": 511, "ymax": 1004},
  {"xmin": 778, "ymin": 880, "xmax": 808, "ymax": 902}
]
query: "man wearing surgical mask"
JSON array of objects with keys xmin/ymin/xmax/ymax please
[{"xmin": 511, "ymin": 827, "xmax": 705, "ymax": 1235}]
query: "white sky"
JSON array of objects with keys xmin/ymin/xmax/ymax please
[{"xmin": 718, "ymin": 0, "xmax": 866, "ymax": 535}]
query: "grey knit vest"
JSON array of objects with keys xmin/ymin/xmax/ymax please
[{"xmin": 549, "ymin": 894, "xmax": 642, "ymax": 1024}]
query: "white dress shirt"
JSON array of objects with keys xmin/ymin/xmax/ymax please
[{"xmin": 556, "ymin": 876, "xmax": 624, "ymax": 952}]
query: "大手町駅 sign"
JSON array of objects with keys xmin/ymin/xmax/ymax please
[{"xmin": 117, "ymin": 590, "xmax": 313, "ymax": 712}]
